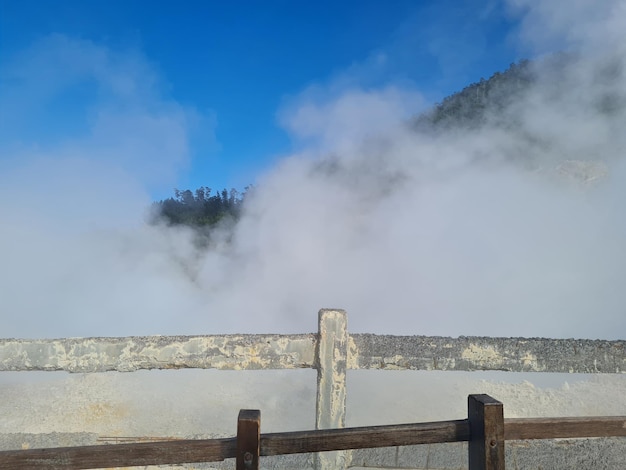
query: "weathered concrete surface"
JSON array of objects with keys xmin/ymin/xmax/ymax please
[
  {"xmin": 316, "ymin": 310, "xmax": 348, "ymax": 429},
  {"xmin": 315, "ymin": 309, "xmax": 349, "ymax": 470},
  {"xmin": 2, "ymin": 333, "xmax": 624, "ymax": 374},
  {"xmin": 351, "ymin": 334, "xmax": 626, "ymax": 373},
  {"xmin": 0, "ymin": 335, "xmax": 316, "ymax": 373}
]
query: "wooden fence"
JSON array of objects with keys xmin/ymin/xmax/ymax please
[
  {"xmin": 1, "ymin": 394, "xmax": 625, "ymax": 469},
  {"xmin": 1, "ymin": 309, "xmax": 625, "ymax": 469}
]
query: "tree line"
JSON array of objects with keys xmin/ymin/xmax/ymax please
[{"xmin": 152, "ymin": 186, "xmax": 251, "ymax": 228}]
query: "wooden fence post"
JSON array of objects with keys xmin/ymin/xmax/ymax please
[
  {"xmin": 468, "ymin": 394, "xmax": 505, "ymax": 470},
  {"xmin": 315, "ymin": 309, "xmax": 348, "ymax": 470},
  {"xmin": 237, "ymin": 409, "xmax": 260, "ymax": 470}
]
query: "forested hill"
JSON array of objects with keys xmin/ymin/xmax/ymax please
[
  {"xmin": 151, "ymin": 58, "xmax": 550, "ymax": 230},
  {"xmin": 413, "ymin": 59, "xmax": 533, "ymax": 132}
]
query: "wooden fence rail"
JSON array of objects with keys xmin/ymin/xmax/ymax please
[{"xmin": 1, "ymin": 394, "xmax": 625, "ymax": 470}]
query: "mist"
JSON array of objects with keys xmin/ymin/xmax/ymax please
[{"xmin": 1, "ymin": 1, "xmax": 625, "ymax": 341}]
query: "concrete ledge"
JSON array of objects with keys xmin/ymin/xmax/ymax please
[
  {"xmin": 351, "ymin": 334, "xmax": 626, "ymax": 373},
  {"xmin": 2, "ymin": 334, "xmax": 623, "ymax": 374},
  {"xmin": 0, "ymin": 335, "xmax": 317, "ymax": 373}
]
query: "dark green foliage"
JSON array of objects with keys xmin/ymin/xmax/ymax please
[
  {"xmin": 152, "ymin": 185, "xmax": 252, "ymax": 228},
  {"xmin": 414, "ymin": 59, "xmax": 533, "ymax": 133}
]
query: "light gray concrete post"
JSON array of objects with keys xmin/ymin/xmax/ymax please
[{"xmin": 315, "ymin": 309, "xmax": 349, "ymax": 470}]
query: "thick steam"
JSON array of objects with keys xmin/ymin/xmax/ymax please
[{"xmin": 1, "ymin": 0, "xmax": 625, "ymax": 340}]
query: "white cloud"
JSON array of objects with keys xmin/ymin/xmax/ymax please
[
  {"xmin": 508, "ymin": 0, "xmax": 626, "ymax": 55},
  {"xmin": 0, "ymin": 34, "xmax": 210, "ymax": 190},
  {"xmin": 279, "ymin": 85, "xmax": 424, "ymax": 155},
  {"xmin": 0, "ymin": 35, "xmax": 218, "ymax": 337}
]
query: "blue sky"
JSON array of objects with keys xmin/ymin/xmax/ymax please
[{"xmin": 1, "ymin": 0, "xmax": 524, "ymax": 200}]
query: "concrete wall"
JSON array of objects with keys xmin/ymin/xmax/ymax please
[{"xmin": 1, "ymin": 309, "xmax": 625, "ymax": 469}]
